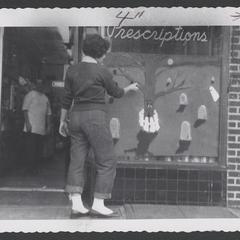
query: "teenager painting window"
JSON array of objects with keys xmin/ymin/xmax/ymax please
[{"xmin": 59, "ymin": 34, "xmax": 139, "ymax": 218}]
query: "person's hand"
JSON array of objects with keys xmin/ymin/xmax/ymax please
[
  {"xmin": 59, "ymin": 121, "xmax": 69, "ymax": 137},
  {"xmin": 124, "ymin": 83, "xmax": 139, "ymax": 93},
  {"xmin": 129, "ymin": 83, "xmax": 139, "ymax": 91},
  {"xmin": 26, "ymin": 121, "xmax": 32, "ymax": 132}
]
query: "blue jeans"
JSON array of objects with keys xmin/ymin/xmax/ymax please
[{"xmin": 65, "ymin": 110, "xmax": 117, "ymax": 199}]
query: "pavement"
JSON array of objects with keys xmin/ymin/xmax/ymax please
[
  {"xmin": 0, "ymin": 190, "xmax": 239, "ymax": 219},
  {"xmin": 0, "ymin": 156, "xmax": 239, "ymax": 220}
]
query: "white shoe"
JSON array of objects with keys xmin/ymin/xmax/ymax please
[
  {"xmin": 91, "ymin": 205, "xmax": 113, "ymax": 216},
  {"xmin": 69, "ymin": 194, "xmax": 89, "ymax": 214},
  {"xmin": 91, "ymin": 198, "xmax": 114, "ymax": 216}
]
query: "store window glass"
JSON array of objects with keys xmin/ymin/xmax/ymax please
[{"xmin": 103, "ymin": 26, "xmax": 223, "ymax": 164}]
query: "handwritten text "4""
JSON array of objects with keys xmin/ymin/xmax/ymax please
[{"xmin": 116, "ymin": 10, "xmax": 145, "ymax": 27}]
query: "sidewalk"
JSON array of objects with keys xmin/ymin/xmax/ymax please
[{"xmin": 0, "ymin": 191, "xmax": 239, "ymax": 219}]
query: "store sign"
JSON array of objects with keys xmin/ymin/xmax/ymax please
[
  {"xmin": 52, "ymin": 81, "xmax": 64, "ymax": 88},
  {"xmin": 106, "ymin": 26, "xmax": 208, "ymax": 47}
]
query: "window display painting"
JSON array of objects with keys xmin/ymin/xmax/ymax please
[{"xmin": 103, "ymin": 26, "xmax": 221, "ymax": 158}]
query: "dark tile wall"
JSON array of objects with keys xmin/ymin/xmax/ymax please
[
  {"xmin": 82, "ymin": 162, "xmax": 227, "ymax": 206},
  {"xmin": 108, "ymin": 166, "xmax": 227, "ymax": 206}
]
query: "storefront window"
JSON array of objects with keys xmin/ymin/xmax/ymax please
[
  {"xmin": 103, "ymin": 26, "xmax": 224, "ymax": 164},
  {"xmin": 106, "ymin": 26, "xmax": 221, "ymax": 56}
]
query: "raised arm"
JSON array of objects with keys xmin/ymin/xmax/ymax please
[{"xmin": 103, "ymin": 69, "xmax": 139, "ymax": 98}]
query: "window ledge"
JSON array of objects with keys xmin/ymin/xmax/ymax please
[{"xmin": 117, "ymin": 159, "xmax": 226, "ymax": 171}]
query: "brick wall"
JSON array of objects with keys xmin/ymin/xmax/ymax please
[{"xmin": 227, "ymin": 26, "xmax": 240, "ymax": 207}]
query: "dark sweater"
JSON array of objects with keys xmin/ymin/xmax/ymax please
[{"xmin": 62, "ymin": 62, "xmax": 124, "ymax": 112}]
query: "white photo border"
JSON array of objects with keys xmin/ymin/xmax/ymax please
[{"xmin": 0, "ymin": 7, "xmax": 239, "ymax": 233}]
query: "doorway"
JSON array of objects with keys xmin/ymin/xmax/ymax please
[{"xmin": 0, "ymin": 27, "xmax": 70, "ymax": 190}]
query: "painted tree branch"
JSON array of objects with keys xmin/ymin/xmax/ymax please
[
  {"xmin": 155, "ymin": 67, "xmax": 168, "ymax": 78},
  {"xmin": 154, "ymin": 78, "xmax": 191, "ymax": 100},
  {"xmin": 107, "ymin": 53, "xmax": 193, "ymax": 100},
  {"xmin": 117, "ymin": 67, "xmax": 145, "ymax": 94},
  {"xmin": 118, "ymin": 53, "xmax": 145, "ymax": 69}
]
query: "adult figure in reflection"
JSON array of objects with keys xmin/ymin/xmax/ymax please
[
  {"xmin": 22, "ymin": 78, "xmax": 52, "ymax": 174},
  {"xmin": 59, "ymin": 34, "xmax": 139, "ymax": 218}
]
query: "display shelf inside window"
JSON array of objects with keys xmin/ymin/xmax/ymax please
[
  {"xmin": 119, "ymin": 154, "xmax": 217, "ymax": 165},
  {"xmin": 161, "ymin": 156, "xmax": 217, "ymax": 164}
]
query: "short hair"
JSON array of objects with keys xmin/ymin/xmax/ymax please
[{"xmin": 82, "ymin": 34, "xmax": 110, "ymax": 59}]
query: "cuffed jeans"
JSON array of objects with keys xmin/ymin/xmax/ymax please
[{"xmin": 65, "ymin": 110, "xmax": 117, "ymax": 199}]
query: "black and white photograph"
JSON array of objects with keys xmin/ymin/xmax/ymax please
[{"xmin": 0, "ymin": 7, "xmax": 239, "ymax": 232}]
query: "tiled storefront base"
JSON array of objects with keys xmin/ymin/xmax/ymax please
[{"xmin": 83, "ymin": 161, "xmax": 227, "ymax": 207}]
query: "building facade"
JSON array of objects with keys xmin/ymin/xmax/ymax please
[
  {"xmin": 227, "ymin": 26, "xmax": 240, "ymax": 207},
  {"xmin": 0, "ymin": 26, "xmax": 240, "ymax": 208}
]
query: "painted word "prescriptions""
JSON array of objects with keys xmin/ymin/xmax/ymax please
[{"xmin": 106, "ymin": 26, "xmax": 208, "ymax": 47}]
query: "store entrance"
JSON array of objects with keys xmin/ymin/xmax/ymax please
[
  {"xmin": 0, "ymin": 134, "xmax": 69, "ymax": 190},
  {"xmin": 0, "ymin": 27, "xmax": 71, "ymax": 190}
]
